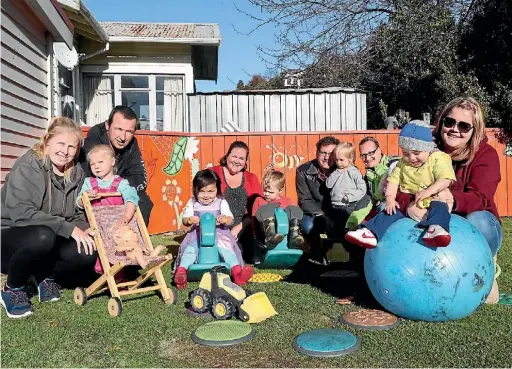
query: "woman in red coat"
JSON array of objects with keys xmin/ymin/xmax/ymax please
[
  {"xmin": 211, "ymin": 141, "xmax": 263, "ymax": 262},
  {"xmin": 431, "ymin": 97, "xmax": 503, "ymax": 303}
]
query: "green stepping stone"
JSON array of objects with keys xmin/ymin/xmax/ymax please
[
  {"xmin": 498, "ymin": 293, "xmax": 512, "ymax": 305},
  {"xmin": 191, "ymin": 320, "xmax": 255, "ymax": 347}
]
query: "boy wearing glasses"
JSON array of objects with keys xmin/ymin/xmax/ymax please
[{"xmin": 347, "ymin": 120, "xmax": 456, "ymax": 248}]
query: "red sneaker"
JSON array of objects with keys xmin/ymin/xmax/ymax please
[
  {"xmin": 231, "ymin": 265, "xmax": 254, "ymax": 286},
  {"xmin": 174, "ymin": 267, "xmax": 188, "ymax": 290},
  {"xmin": 345, "ymin": 229, "xmax": 378, "ymax": 249},
  {"xmin": 422, "ymin": 225, "xmax": 451, "ymax": 247}
]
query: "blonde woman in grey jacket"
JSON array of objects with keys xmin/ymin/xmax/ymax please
[{"xmin": 1, "ymin": 117, "xmax": 96, "ymax": 318}]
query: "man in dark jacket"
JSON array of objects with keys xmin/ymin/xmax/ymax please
[
  {"xmin": 296, "ymin": 136, "xmax": 339, "ymax": 263},
  {"xmin": 79, "ymin": 106, "xmax": 153, "ymax": 225}
]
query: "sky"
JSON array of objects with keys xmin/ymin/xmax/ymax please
[{"xmin": 83, "ymin": 0, "xmax": 277, "ymax": 92}]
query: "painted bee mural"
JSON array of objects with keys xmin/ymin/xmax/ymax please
[{"xmin": 264, "ymin": 144, "xmax": 304, "ymax": 171}]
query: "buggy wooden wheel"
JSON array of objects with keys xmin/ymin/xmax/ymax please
[
  {"xmin": 73, "ymin": 287, "xmax": 87, "ymax": 305},
  {"xmin": 108, "ymin": 297, "xmax": 123, "ymax": 317},
  {"xmin": 164, "ymin": 287, "xmax": 178, "ymax": 305}
]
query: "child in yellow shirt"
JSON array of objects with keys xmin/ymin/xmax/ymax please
[{"xmin": 346, "ymin": 120, "xmax": 456, "ymax": 248}]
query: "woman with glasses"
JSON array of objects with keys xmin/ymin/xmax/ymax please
[{"xmin": 433, "ymin": 97, "xmax": 502, "ymax": 303}]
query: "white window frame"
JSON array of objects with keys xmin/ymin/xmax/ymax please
[
  {"xmin": 118, "ymin": 75, "xmax": 151, "ymax": 129},
  {"xmin": 155, "ymin": 75, "xmax": 187, "ymax": 131},
  {"xmin": 82, "ymin": 73, "xmax": 186, "ymax": 130}
]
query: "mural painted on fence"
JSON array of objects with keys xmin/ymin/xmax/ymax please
[
  {"xmin": 83, "ymin": 129, "xmax": 511, "ymax": 235},
  {"xmin": 142, "ymin": 136, "xmax": 202, "ymax": 234},
  {"xmin": 264, "ymin": 144, "xmax": 305, "ymax": 171}
]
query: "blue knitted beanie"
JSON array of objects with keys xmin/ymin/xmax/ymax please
[{"xmin": 399, "ymin": 120, "xmax": 435, "ymax": 152}]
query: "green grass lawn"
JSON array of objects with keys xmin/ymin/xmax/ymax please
[{"xmin": 2, "ymin": 220, "xmax": 512, "ymax": 368}]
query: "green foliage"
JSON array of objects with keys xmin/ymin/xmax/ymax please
[
  {"xmin": 458, "ymin": 0, "xmax": 512, "ymax": 134},
  {"xmin": 237, "ymin": 74, "xmax": 283, "ymax": 90},
  {"xmin": 378, "ymin": 99, "xmax": 388, "ymax": 121}
]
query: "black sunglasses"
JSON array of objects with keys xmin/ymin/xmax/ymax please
[{"xmin": 442, "ymin": 116, "xmax": 474, "ymax": 134}]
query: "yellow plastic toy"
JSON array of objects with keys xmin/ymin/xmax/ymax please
[
  {"xmin": 249, "ymin": 273, "xmax": 283, "ymax": 283},
  {"xmin": 189, "ymin": 266, "xmax": 277, "ymax": 323}
]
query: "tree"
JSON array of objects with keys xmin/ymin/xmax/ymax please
[
  {"xmin": 237, "ymin": 73, "xmax": 284, "ymax": 90},
  {"xmin": 459, "ymin": 0, "xmax": 512, "ymax": 131},
  {"xmin": 242, "ymin": 0, "xmax": 476, "ymax": 69},
  {"xmin": 241, "ymin": 0, "xmax": 511, "ymax": 133},
  {"xmin": 363, "ymin": 3, "xmax": 464, "ymax": 123}
]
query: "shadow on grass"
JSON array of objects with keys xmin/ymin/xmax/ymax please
[{"xmin": 285, "ymin": 252, "xmax": 381, "ymax": 309}]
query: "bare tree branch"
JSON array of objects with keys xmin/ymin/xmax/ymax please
[{"xmin": 239, "ymin": 0, "xmax": 475, "ymax": 70}]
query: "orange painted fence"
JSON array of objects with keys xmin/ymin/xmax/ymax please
[{"xmin": 82, "ymin": 128, "xmax": 511, "ymax": 235}]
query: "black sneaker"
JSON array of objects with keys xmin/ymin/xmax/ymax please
[
  {"xmin": 38, "ymin": 278, "xmax": 61, "ymax": 303},
  {"xmin": 0, "ymin": 286, "xmax": 33, "ymax": 318}
]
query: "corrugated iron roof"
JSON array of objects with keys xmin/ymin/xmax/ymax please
[
  {"xmin": 99, "ymin": 22, "xmax": 220, "ymax": 42},
  {"xmin": 192, "ymin": 87, "xmax": 368, "ymax": 95}
]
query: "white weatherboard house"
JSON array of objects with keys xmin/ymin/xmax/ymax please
[
  {"xmin": 1, "ymin": 0, "xmax": 74, "ymax": 183},
  {"xmin": 0, "ymin": 0, "xmax": 221, "ymax": 182},
  {"xmin": 58, "ymin": 0, "xmax": 221, "ymax": 131}
]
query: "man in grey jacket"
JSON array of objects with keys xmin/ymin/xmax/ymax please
[{"xmin": 295, "ymin": 136, "xmax": 339, "ymax": 262}]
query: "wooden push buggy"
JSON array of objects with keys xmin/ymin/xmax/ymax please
[{"xmin": 73, "ymin": 192, "xmax": 177, "ymax": 317}]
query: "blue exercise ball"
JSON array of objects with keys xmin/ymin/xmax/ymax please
[{"xmin": 364, "ymin": 215, "xmax": 494, "ymax": 322}]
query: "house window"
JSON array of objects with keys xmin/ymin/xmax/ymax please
[
  {"xmin": 156, "ymin": 76, "xmax": 184, "ymax": 131},
  {"xmin": 58, "ymin": 63, "xmax": 74, "ymax": 119},
  {"xmin": 121, "ymin": 76, "xmax": 150, "ymax": 130},
  {"xmin": 83, "ymin": 75, "xmax": 114, "ymax": 126},
  {"xmin": 82, "ymin": 74, "xmax": 185, "ymax": 131}
]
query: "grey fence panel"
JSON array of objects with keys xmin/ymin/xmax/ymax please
[
  {"xmin": 187, "ymin": 88, "xmax": 367, "ymax": 132},
  {"xmin": 216, "ymin": 94, "xmax": 223, "ymax": 131},
  {"xmin": 269, "ymin": 95, "xmax": 280, "ymax": 131},
  {"xmin": 341, "ymin": 94, "xmax": 348, "ymax": 131},
  {"xmin": 188, "ymin": 94, "xmax": 200, "ymax": 132},
  {"xmin": 330, "ymin": 93, "xmax": 341, "ymax": 132},
  {"xmin": 300, "ymin": 94, "xmax": 310, "ymax": 132},
  {"xmin": 285, "ymin": 94, "xmax": 296, "ymax": 131},
  {"xmin": 237, "ymin": 95, "xmax": 249, "ymax": 131},
  {"xmin": 253, "ymin": 95, "xmax": 265, "ymax": 132}
]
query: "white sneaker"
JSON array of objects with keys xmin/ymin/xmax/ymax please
[
  {"xmin": 345, "ymin": 228, "xmax": 377, "ymax": 249},
  {"xmin": 485, "ymin": 256, "xmax": 500, "ymax": 304},
  {"xmin": 422, "ymin": 225, "xmax": 451, "ymax": 247}
]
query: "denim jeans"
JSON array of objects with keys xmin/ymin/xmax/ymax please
[
  {"xmin": 301, "ymin": 215, "xmax": 315, "ymax": 235},
  {"xmin": 364, "ymin": 201, "xmax": 450, "ymax": 241},
  {"xmin": 466, "ymin": 211, "xmax": 503, "ymax": 256}
]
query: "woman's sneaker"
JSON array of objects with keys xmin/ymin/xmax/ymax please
[
  {"xmin": 422, "ymin": 225, "xmax": 451, "ymax": 247},
  {"xmin": 0, "ymin": 286, "xmax": 33, "ymax": 318},
  {"xmin": 345, "ymin": 228, "xmax": 377, "ymax": 249},
  {"xmin": 38, "ymin": 278, "xmax": 61, "ymax": 302}
]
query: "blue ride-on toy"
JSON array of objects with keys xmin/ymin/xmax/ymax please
[
  {"xmin": 186, "ymin": 213, "xmax": 229, "ymax": 281},
  {"xmin": 256, "ymin": 207, "xmax": 303, "ymax": 269}
]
